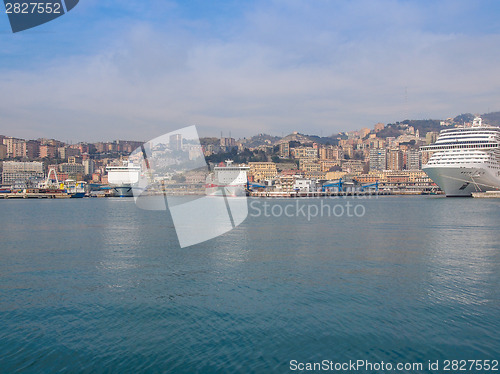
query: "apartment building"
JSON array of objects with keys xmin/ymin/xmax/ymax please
[
  {"xmin": 1, "ymin": 161, "xmax": 44, "ymax": 185},
  {"xmin": 248, "ymin": 162, "xmax": 278, "ymax": 182}
]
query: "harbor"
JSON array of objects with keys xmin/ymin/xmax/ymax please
[
  {"xmin": 472, "ymin": 191, "xmax": 500, "ymax": 198},
  {"xmin": 2, "ymin": 1, "xmax": 500, "ymax": 371},
  {"xmin": 2, "ymin": 196, "xmax": 499, "ymax": 373},
  {"xmin": 0, "ymin": 189, "xmax": 71, "ymax": 199},
  {"xmin": 248, "ymin": 190, "xmax": 390, "ymax": 197}
]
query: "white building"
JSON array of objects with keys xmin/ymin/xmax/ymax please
[
  {"xmin": 293, "ymin": 178, "xmax": 317, "ymax": 192},
  {"xmin": 2, "ymin": 161, "xmax": 44, "ymax": 185},
  {"xmin": 83, "ymin": 159, "xmax": 95, "ymax": 175},
  {"xmin": 369, "ymin": 148, "xmax": 387, "ymax": 172},
  {"xmin": 406, "ymin": 149, "xmax": 422, "ymax": 170}
]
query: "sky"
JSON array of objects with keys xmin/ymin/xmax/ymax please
[{"xmin": 1, "ymin": 0, "xmax": 500, "ymax": 142}]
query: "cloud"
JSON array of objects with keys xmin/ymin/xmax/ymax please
[{"xmin": 1, "ymin": 0, "xmax": 500, "ymax": 141}]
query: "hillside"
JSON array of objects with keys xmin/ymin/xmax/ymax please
[
  {"xmin": 481, "ymin": 111, "xmax": 500, "ymax": 126},
  {"xmin": 240, "ymin": 133, "xmax": 280, "ymax": 148},
  {"xmin": 278, "ymin": 132, "xmax": 338, "ymax": 145}
]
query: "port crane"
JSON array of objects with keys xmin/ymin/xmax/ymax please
[
  {"xmin": 40, "ymin": 166, "xmax": 61, "ymax": 189},
  {"xmin": 359, "ymin": 181, "xmax": 379, "ymax": 191},
  {"xmin": 321, "ymin": 179, "xmax": 343, "ymax": 192},
  {"xmin": 246, "ymin": 180, "xmax": 268, "ymax": 190}
]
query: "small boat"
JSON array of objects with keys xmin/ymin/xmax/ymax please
[{"xmin": 63, "ymin": 179, "xmax": 87, "ymax": 198}]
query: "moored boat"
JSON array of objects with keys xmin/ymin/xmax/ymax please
[{"xmin": 422, "ymin": 117, "xmax": 500, "ymax": 196}]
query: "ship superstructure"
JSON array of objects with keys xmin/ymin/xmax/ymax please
[
  {"xmin": 422, "ymin": 117, "xmax": 500, "ymax": 196},
  {"xmin": 106, "ymin": 161, "xmax": 141, "ymax": 197},
  {"xmin": 205, "ymin": 160, "xmax": 249, "ymax": 197}
]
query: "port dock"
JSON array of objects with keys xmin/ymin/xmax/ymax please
[
  {"xmin": 472, "ymin": 191, "xmax": 500, "ymax": 198},
  {"xmin": 249, "ymin": 190, "xmax": 390, "ymax": 198},
  {"xmin": 0, "ymin": 192, "xmax": 71, "ymax": 199}
]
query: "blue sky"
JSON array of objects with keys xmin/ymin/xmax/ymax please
[{"xmin": 1, "ymin": 0, "xmax": 500, "ymax": 141}]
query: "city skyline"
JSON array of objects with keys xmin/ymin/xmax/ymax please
[
  {"xmin": 0, "ymin": 109, "xmax": 492, "ymax": 145},
  {"xmin": 1, "ymin": 1, "xmax": 500, "ymax": 141}
]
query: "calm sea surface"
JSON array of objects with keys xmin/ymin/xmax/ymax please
[{"xmin": 0, "ymin": 196, "xmax": 499, "ymax": 373}]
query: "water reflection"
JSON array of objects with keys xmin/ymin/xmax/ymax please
[{"xmin": 424, "ymin": 203, "xmax": 499, "ymax": 306}]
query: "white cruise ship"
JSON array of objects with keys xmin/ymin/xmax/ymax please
[
  {"xmin": 422, "ymin": 117, "xmax": 500, "ymax": 196},
  {"xmin": 106, "ymin": 162, "xmax": 141, "ymax": 197},
  {"xmin": 205, "ymin": 160, "xmax": 249, "ymax": 197}
]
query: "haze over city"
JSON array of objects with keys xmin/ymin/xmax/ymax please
[{"xmin": 1, "ymin": 0, "xmax": 500, "ymax": 141}]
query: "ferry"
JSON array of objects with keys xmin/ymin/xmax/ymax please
[
  {"xmin": 205, "ymin": 160, "xmax": 249, "ymax": 197},
  {"xmin": 63, "ymin": 180, "xmax": 87, "ymax": 198},
  {"xmin": 422, "ymin": 117, "xmax": 500, "ymax": 196},
  {"xmin": 106, "ymin": 162, "xmax": 141, "ymax": 197}
]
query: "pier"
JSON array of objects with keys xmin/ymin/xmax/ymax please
[
  {"xmin": 248, "ymin": 190, "xmax": 390, "ymax": 198},
  {"xmin": 0, "ymin": 191, "xmax": 71, "ymax": 199},
  {"xmin": 472, "ymin": 191, "xmax": 500, "ymax": 198}
]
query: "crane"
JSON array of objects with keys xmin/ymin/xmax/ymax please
[
  {"xmin": 360, "ymin": 181, "xmax": 379, "ymax": 191},
  {"xmin": 321, "ymin": 178, "xmax": 343, "ymax": 192},
  {"xmin": 247, "ymin": 180, "xmax": 268, "ymax": 190}
]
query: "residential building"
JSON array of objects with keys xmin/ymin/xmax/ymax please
[
  {"xmin": 386, "ymin": 137, "xmax": 397, "ymax": 148},
  {"xmin": 3, "ymin": 137, "xmax": 25, "ymax": 158},
  {"xmin": 2, "ymin": 161, "xmax": 44, "ymax": 185},
  {"xmin": 83, "ymin": 159, "xmax": 95, "ymax": 175},
  {"xmin": 58, "ymin": 146, "xmax": 81, "ymax": 160},
  {"xmin": 39, "ymin": 145, "xmax": 57, "ymax": 158},
  {"xmin": 387, "ymin": 149, "xmax": 404, "ymax": 171},
  {"xmin": 369, "ymin": 148, "xmax": 387, "ymax": 171},
  {"xmin": 354, "ymin": 173, "xmax": 381, "ymax": 184},
  {"xmin": 300, "ymin": 161, "xmax": 321, "ymax": 172},
  {"xmin": 59, "ymin": 163, "xmax": 85, "ymax": 175},
  {"xmin": 325, "ymin": 171, "xmax": 347, "ymax": 181},
  {"xmin": 304, "ymin": 170, "xmax": 326, "ymax": 180},
  {"xmin": 406, "ymin": 149, "xmax": 421, "ymax": 170},
  {"xmin": 318, "ymin": 146, "xmax": 343, "ymax": 160},
  {"xmin": 319, "ymin": 160, "xmax": 340, "ymax": 172},
  {"xmin": 279, "ymin": 142, "xmax": 290, "ymax": 158},
  {"xmin": 274, "ymin": 171, "xmax": 303, "ymax": 192},
  {"xmin": 292, "ymin": 147, "xmax": 318, "ymax": 159},
  {"xmin": 68, "ymin": 156, "xmax": 83, "ymax": 164},
  {"xmin": 421, "ymin": 150, "xmax": 432, "ymax": 166},
  {"xmin": 342, "ymin": 144, "xmax": 354, "ymax": 158},
  {"xmin": 0, "ymin": 144, "xmax": 7, "ymax": 159},
  {"xmin": 248, "ymin": 162, "xmax": 278, "ymax": 182},
  {"xmin": 342, "ymin": 160, "xmax": 364, "ymax": 174},
  {"xmin": 425, "ymin": 132, "xmax": 439, "ymax": 145},
  {"xmin": 24, "ymin": 140, "xmax": 40, "ymax": 159},
  {"xmin": 365, "ymin": 137, "xmax": 385, "ymax": 149}
]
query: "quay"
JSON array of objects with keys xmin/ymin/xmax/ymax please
[
  {"xmin": 472, "ymin": 191, "xmax": 500, "ymax": 198},
  {"xmin": 249, "ymin": 190, "xmax": 390, "ymax": 198},
  {"xmin": 0, "ymin": 191, "xmax": 71, "ymax": 199}
]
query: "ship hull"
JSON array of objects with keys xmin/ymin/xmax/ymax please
[
  {"xmin": 205, "ymin": 184, "xmax": 247, "ymax": 197},
  {"xmin": 69, "ymin": 192, "xmax": 86, "ymax": 198},
  {"xmin": 423, "ymin": 165, "xmax": 500, "ymax": 197},
  {"xmin": 112, "ymin": 185, "xmax": 134, "ymax": 197}
]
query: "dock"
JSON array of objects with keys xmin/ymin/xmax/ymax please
[
  {"xmin": 472, "ymin": 191, "xmax": 500, "ymax": 198},
  {"xmin": 0, "ymin": 192, "xmax": 71, "ymax": 199},
  {"xmin": 248, "ymin": 190, "xmax": 390, "ymax": 198}
]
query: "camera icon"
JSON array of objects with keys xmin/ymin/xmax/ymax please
[{"xmin": 127, "ymin": 126, "xmax": 248, "ymax": 248}]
